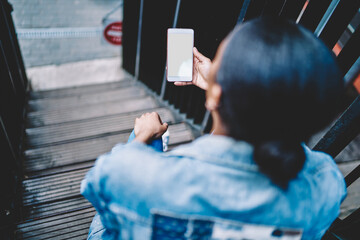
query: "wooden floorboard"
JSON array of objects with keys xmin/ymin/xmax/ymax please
[
  {"xmin": 26, "ymin": 96, "xmax": 158, "ymax": 128},
  {"xmin": 22, "ymin": 168, "xmax": 89, "ymax": 206},
  {"xmin": 16, "ymin": 207, "xmax": 95, "ymax": 240},
  {"xmin": 17, "ymin": 207, "xmax": 94, "ymax": 229},
  {"xmin": 24, "ymin": 161, "xmax": 96, "ymax": 178},
  {"xmin": 29, "ymin": 78, "xmax": 134, "ymax": 100},
  {"xmin": 21, "ymin": 197, "xmax": 92, "ymax": 221},
  {"xmin": 27, "ymin": 85, "xmax": 147, "ymax": 112}
]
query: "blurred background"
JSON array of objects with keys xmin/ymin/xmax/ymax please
[
  {"xmin": 10, "ymin": 0, "xmax": 121, "ymax": 67},
  {"xmin": 9, "ymin": 0, "xmax": 123, "ymax": 90}
]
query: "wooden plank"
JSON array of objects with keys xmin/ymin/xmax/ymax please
[
  {"xmin": 25, "ymin": 108, "xmax": 176, "ymax": 148},
  {"xmin": 24, "ymin": 123, "xmax": 195, "ymax": 173},
  {"xmin": 23, "ymin": 176, "xmax": 85, "ymax": 198},
  {"xmin": 17, "ymin": 207, "xmax": 94, "ymax": 229},
  {"xmin": 23, "ymin": 188, "xmax": 82, "ymax": 207},
  {"xmin": 23, "ymin": 173, "xmax": 85, "ymax": 198},
  {"xmin": 26, "ymin": 96, "xmax": 158, "ymax": 128},
  {"xmin": 16, "ymin": 208, "xmax": 95, "ymax": 239},
  {"xmin": 18, "ymin": 215, "xmax": 92, "ymax": 239},
  {"xmin": 29, "ymin": 78, "xmax": 134, "ymax": 100},
  {"xmin": 53, "ymin": 228, "xmax": 90, "ymax": 240},
  {"xmin": 22, "ymin": 171, "xmax": 87, "ymax": 206},
  {"xmin": 18, "ymin": 225, "xmax": 91, "ymax": 240},
  {"xmin": 62, "ymin": 230, "xmax": 92, "ymax": 240},
  {"xmin": 21, "ymin": 197, "xmax": 92, "ymax": 221},
  {"xmin": 27, "ymin": 85, "xmax": 147, "ymax": 112},
  {"xmin": 45, "ymin": 227, "xmax": 91, "ymax": 240},
  {"xmin": 24, "ymin": 134, "xmax": 125, "ymax": 173},
  {"xmin": 24, "ymin": 161, "xmax": 95, "ymax": 178},
  {"xmin": 23, "ymin": 168, "xmax": 90, "ymax": 188}
]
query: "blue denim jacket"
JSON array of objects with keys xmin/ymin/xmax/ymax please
[{"xmin": 81, "ymin": 135, "xmax": 346, "ymax": 239}]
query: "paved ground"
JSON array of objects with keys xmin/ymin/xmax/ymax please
[
  {"xmin": 27, "ymin": 57, "xmax": 129, "ymax": 90},
  {"xmin": 9, "ymin": 0, "xmax": 122, "ymax": 67}
]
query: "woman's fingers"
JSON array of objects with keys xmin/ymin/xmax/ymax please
[
  {"xmin": 174, "ymin": 81, "xmax": 193, "ymax": 86},
  {"xmin": 161, "ymin": 122, "xmax": 168, "ymax": 132},
  {"xmin": 173, "ymin": 48, "xmax": 210, "ymax": 90}
]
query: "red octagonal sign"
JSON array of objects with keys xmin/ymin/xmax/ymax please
[{"xmin": 104, "ymin": 22, "xmax": 122, "ymax": 46}]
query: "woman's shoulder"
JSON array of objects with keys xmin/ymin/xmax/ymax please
[
  {"xmin": 300, "ymin": 145, "xmax": 346, "ymax": 197},
  {"xmin": 302, "ymin": 144, "xmax": 344, "ymax": 180},
  {"xmin": 293, "ymin": 145, "xmax": 347, "ymax": 237}
]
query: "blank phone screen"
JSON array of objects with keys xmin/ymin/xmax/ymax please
[{"xmin": 168, "ymin": 33, "xmax": 193, "ymax": 78}]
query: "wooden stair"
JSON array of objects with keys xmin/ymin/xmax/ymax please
[{"xmin": 15, "ymin": 78, "xmax": 200, "ymax": 239}]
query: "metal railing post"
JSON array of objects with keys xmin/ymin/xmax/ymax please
[
  {"xmin": 313, "ymin": 96, "xmax": 360, "ymax": 159},
  {"xmin": 237, "ymin": 0, "xmax": 252, "ymax": 24},
  {"xmin": 160, "ymin": 0, "xmax": 181, "ymax": 99},
  {"xmin": 314, "ymin": 0, "xmax": 340, "ymax": 37},
  {"xmin": 134, "ymin": 0, "xmax": 144, "ymax": 80}
]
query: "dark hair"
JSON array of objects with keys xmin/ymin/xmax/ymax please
[{"xmin": 216, "ymin": 17, "xmax": 343, "ymax": 189}]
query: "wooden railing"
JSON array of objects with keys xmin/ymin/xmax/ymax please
[
  {"xmin": 122, "ymin": 0, "xmax": 360, "ymax": 238},
  {"xmin": 0, "ymin": 0, "xmax": 28, "ymax": 231}
]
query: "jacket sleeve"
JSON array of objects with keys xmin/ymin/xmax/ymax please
[
  {"xmin": 80, "ymin": 141, "xmax": 160, "ymax": 238},
  {"xmin": 80, "ymin": 147, "xmax": 124, "ymax": 239}
]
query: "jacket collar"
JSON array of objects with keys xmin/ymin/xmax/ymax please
[{"xmin": 166, "ymin": 134, "xmax": 259, "ymax": 172}]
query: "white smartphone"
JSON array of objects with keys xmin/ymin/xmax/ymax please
[{"xmin": 167, "ymin": 28, "xmax": 194, "ymax": 82}]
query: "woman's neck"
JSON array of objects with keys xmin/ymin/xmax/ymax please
[{"xmin": 211, "ymin": 111, "xmax": 228, "ymax": 136}]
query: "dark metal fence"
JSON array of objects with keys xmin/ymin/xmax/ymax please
[
  {"xmin": 123, "ymin": 0, "xmax": 360, "ymax": 238},
  {"xmin": 0, "ymin": 0, "xmax": 28, "ymax": 233}
]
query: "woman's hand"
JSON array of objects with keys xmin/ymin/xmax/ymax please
[
  {"xmin": 134, "ymin": 112, "xmax": 168, "ymax": 144},
  {"xmin": 174, "ymin": 47, "xmax": 212, "ymax": 90}
]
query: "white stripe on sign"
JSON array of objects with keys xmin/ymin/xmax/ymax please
[{"xmin": 16, "ymin": 27, "xmax": 103, "ymax": 39}]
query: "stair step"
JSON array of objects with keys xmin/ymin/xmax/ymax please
[
  {"xmin": 24, "ymin": 162, "xmax": 97, "ymax": 178},
  {"xmin": 22, "ymin": 196, "xmax": 92, "ymax": 221},
  {"xmin": 29, "ymin": 78, "xmax": 134, "ymax": 100},
  {"xmin": 26, "ymin": 96, "xmax": 158, "ymax": 127},
  {"xmin": 24, "ymin": 123, "xmax": 195, "ymax": 174},
  {"xmin": 25, "ymin": 107, "xmax": 176, "ymax": 148},
  {"xmin": 22, "ymin": 168, "xmax": 89, "ymax": 207},
  {"xmin": 27, "ymin": 85, "xmax": 147, "ymax": 112},
  {"xmin": 16, "ymin": 207, "xmax": 95, "ymax": 240}
]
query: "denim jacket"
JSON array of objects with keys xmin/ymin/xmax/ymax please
[{"xmin": 81, "ymin": 135, "xmax": 346, "ymax": 239}]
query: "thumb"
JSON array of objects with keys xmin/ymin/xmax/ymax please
[
  {"xmin": 193, "ymin": 47, "xmax": 208, "ymax": 62},
  {"xmin": 162, "ymin": 122, "xmax": 169, "ymax": 131}
]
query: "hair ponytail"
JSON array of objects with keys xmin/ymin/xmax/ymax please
[{"xmin": 253, "ymin": 141, "xmax": 305, "ymax": 190}]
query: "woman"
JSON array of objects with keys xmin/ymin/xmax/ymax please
[{"xmin": 81, "ymin": 17, "xmax": 346, "ymax": 239}]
